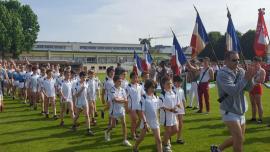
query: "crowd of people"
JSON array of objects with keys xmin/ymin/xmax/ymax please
[{"xmin": 0, "ymin": 52, "xmax": 269, "ymax": 152}]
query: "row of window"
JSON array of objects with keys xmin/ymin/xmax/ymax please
[
  {"xmin": 35, "ymin": 45, "xmax": 67, "ymax": 49},
  {"xmin": 79, "ymin": 46, "xmax": 142, "ymax": 51}
]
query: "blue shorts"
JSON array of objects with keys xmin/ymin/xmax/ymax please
[{"xmin": 220, "ymin": 110, "xmax": 245, "ymax": 125}]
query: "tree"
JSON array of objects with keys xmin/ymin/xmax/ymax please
[
  {"xmin": 240, "ymin": 30, "xmax": 256, "ymax": 60},
  {"xmin": 0, "ymin": 0, "xmax": 39, "ymax": 58}
]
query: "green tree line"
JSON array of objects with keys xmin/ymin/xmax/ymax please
[
  {"xmin": 198, "ymin": 30, "xmax": 257, "ymax": 60},
  {"xmin": 0, "ymin": 0, "xmax": 39, "ymax": 58}
]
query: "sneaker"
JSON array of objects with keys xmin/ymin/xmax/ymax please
[
  {"xmin": 123, "ymin": 140, "xmax": 132, "ymax": 147},
  {"xmin": 104, "ymin": 131, "xmax": 111, "ymax": 141},
  {"xmin": 176, "ymin": 139, "xmax": 185, "ymax": 144},
  {"xmin": 71, "ymin": 125, "xmax": 77, "ymax": 131},
  {"xmin": 186, "ymin": 106, "xmax": 192, "ymax": 109},
  {"xmin": 87, "ymin": 129, "xmax": 94, "ymax": 136},
  {"xmin": 163, "ymin": 144, "xmax": 172, "ymax": 152},
  {"xmin": 59, "ymin": 121, "xmax": 64, "ymax": 127},
  {"xmin": 192, "ymin": 107, "xmax": 199, "ymax": 110},
  {"xmin": 257, "ymin": 119, "xmax": 263, "ymax": 124},
  {"xmin": 53, "ymin": 115, "xmax": 59, "ymax": 120},
  {"xmin": 210, "ymin": 145, "xmax": 220, "ymax": 152},
  {"xmin": 101, "ymin": 110, "xmax": 105, "ymax": 119}
]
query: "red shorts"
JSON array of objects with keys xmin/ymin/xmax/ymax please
[{"xmin": 249, "ymin": 84, "xmax": 262, "ymax": 96}]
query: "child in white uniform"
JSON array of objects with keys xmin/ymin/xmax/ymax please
[
  {"xmin": 87, "ymin": 70, "xmax": 99, "ymax": 125},
  {"xmin": 29, "ymin": 66, "xmax": 39, "ymax": 110},
  {"xmin": 101, "ymin": 66, "xmax": 115, "ymax": 119},
  {"xmin": 159, "ymin": 76, "xmax": 179, "ymax": 152},
  {"xmin": 59, "ymin": 70, "xmax": 74, "ymax": 126},
  {"xmin": 37, "ymin": 67, "xmax": 46, "ymax": 114},
  {"xmin": 104, "ymin": 75, "xmax": 132, "ymax": 147},
  {"xmin": 173, "ymin": 75, "xmax": 186, "ymax": 144},
  {"xmin": 133, "ymin": 79, "xmax": 162, "ymax": 152},
  {"xmin": 126, "ymin": 72, "xmax": 144, "ymax": 139},
  {"xmin": 42, "ymin": 69, "xmax": 57, "ymax": 119},
  {"xmin": 72, "ymin": 71, "xmax": 94, "ymax": 136}
]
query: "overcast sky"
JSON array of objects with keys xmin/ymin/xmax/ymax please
[{"xmin": 21, "ymin": 0, "xmax": 270, "ymax": 46}]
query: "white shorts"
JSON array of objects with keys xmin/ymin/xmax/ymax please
[
  {"xmin": 87, "ymin": 95, "xmax": 96, "ymax": 102},
  {"xmin": 61, "ymin": 97, "xmax": 72, "ymax": 103},
  {"xmin": 220, "ymin": 110, "xmax": 246, "ymax": 125},
  {"xmin": 176, "ymin": 109, "xmax": 185, "ymax": 115},
  {"xmin": 25, "ymin": 81, "xmax": 31, "ymax": 89},
  {"xmin": 13, "ymin": 81, "xmax": 19, "ymax": 87},
  {"xmin": 160, "ymin": 113, "xmax": 177, "ymax": 127},
  {"xmin": 111, "ymin": 111, "xmax": 125, "ymax": 119},
  {"xmin": 19, "ymin": 82, "xmax": 24, "ymax": 89},
  {"xmin": 140, "ymin": 119, "xmax": 159, "ymax": 129},
  {"xmin": 128, "ymin": 101, "xmax": 141, "ymax": 111},
  {"xmin": 76, "ymin": 100, "xmax": 88, "ymax": 109}
]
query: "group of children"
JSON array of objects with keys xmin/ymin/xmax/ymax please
[{"xmin": 0, "ymin": 59, "xmax": 187, "ymax": 152}]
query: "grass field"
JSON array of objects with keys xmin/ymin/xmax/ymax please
[{"xmin": 0, "ymin": 82, "xmax": 270, "ymax": 152}]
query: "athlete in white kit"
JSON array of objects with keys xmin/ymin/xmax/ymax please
[
  {"xmin": 59, "ymin": 70, "xmax": 75, "ymax": 127},
  {"xmin": 133, "ymin": 79, "xmax": 162, "ymax": 152},
  {"xmin": 104, "ymin": 75, "xmax": 132, "ymax": 147},
  {"xmin": 126, "ymin": 72, "xmax": 144, "ymax": 140}
]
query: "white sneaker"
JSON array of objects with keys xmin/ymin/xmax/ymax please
[
  {"xmin": 163, "ymin": 145, "xmax": 172, "ymax": 152},
  {"xmin": 123, "ymin": 140, "xmax": 132, "ymax": 147},
  {"xmin": 107, "ymin": 132, "xmax": 111, "ymax": 141},
  {"xmin": 104, "ymin": 131, "xmax": 109, "ymax": 142}
]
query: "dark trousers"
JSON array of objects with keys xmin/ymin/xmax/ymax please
[{"xmin": 198, "ymin": 82, "xmax": 210, "ymax": 112}]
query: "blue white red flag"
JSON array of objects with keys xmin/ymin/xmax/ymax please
[{"xmin": 226, "ymin": 8, "xmax": 241, "ymax": 52}]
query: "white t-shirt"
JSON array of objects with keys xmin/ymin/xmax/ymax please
[
  {"xmin": 74, "ymin": 81, "xmax": 88, "ymax": 107},
  {"xmin": 159, "ymin": 90, "xmax": 178, "ymax": 126},
  {"xmin": 199, "ymin": 67, "xmax": 212, "ymax": 83},
  {"xmin": 126, "ymin": 83, "xmax": 144, "ymax": 110},
  {"xmin": 42, "ymin": 77, "xmax": 56, "ymax": 97},
  {"xmin": 174, "ymin": 87, "xmax": 186, "ymax": 114},
  {"xmin": 30, "ymin": 74, "xmax": 40, "ymax": 92},
  {"xmin": 140, "ymin": 94, "xmax": 160, "ymax": 129},
  {"xmin": 103, "ymin": 77, "xmax": 114, "ymax": 102},
  {"xmin": 110, "ymin": 86, "xmax": 127, "ymax": 116},
  {"xmin": 87, "ymin": 78, "xmax": 99, "ymax": 101},
  {"xmin": 60, "ymin": 80, "xmax": 73, "ymax": 102}
]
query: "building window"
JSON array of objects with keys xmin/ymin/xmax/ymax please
[
  {"xmin": 107, "ymin": 57, "xmax": 117, "ymax": 63},
  {"xmin": 98, "ymin": 57, "xmax": 107, "ymax": 64},
  {"xmin": 87, "ymin": 57, "xmax": 97, "ymax": 63}
]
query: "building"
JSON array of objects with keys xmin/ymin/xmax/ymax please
[{"xmin": 20, "ymin": 41, "xmax": 171, "ymax": 73}]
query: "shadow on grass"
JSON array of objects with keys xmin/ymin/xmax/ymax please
[
  {"xmin": 189, "ymin": 123, "xmax": 224, "ymax": 130},
  {"xmin": 245, "ymin": 136, "xmax": 270, "ymax": 144}
]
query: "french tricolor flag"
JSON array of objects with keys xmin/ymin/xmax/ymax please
[
  {"xmin": 190, "ymin": 6, "xmax": 209, "ymax": 58},
  {"xmin": 171, "ymin": 31, "xmax": 187, "ymax": 76},
  {"xmin": 133, "ymin": 50, "xmax": 143, "ymax": 75},
  {"xmin": 141, "ymin": 43, "xmax": 153, "ymax": 72},
  {"xmin": 226, "ymin": 8, "xmax": 241, "ymax": 52},
  {"xmin": 254, "ymin": 8, "xmax": 269, "ymax": 57}
]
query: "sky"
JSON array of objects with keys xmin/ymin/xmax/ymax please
[{"xmin": 20, "ymin": 0, "xmax": 270, "ymax": 47}]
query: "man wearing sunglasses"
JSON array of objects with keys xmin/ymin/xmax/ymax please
[{"xmin": 211, "ymin": 51, "xmax": 257, "ymax": 152}]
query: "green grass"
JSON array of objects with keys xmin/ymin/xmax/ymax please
[{"xmin": 0, "ymin": 84, "xmax": 270, "ymax": 152}]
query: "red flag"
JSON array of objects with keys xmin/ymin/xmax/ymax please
[{"xmin": 254, "ymin": 8, "xmax": 269, "ymax": 57}]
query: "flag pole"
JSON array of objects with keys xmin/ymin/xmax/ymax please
[
  {"xmin": 227, "ymin": 6, "xmax": 247, "ymax": 70},
  {"xmin": 193, "ymin": 5, "xmax": 220, "ymax": 64}
]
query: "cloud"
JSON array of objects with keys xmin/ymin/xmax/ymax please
[{"xmin": 21, "ymin": 0, "xmax": 270, "ymax": 46}]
